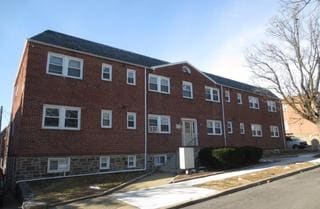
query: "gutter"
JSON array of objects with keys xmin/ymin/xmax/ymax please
[
  {"xmin": 144, "ymin": 67, "xmax": 148, "ymax": 169},
  {"xmin": 221, "ymin": 85, "xmax": 227, "ymax": 146}
]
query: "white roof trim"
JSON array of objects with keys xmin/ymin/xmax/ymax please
[{"xmin": 151, "ymin": 61, "xmax": 217, "ymax": 84}]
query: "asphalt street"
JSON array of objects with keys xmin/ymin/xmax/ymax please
[{"xmin": 182, "ymin": 167, "xmax": 320, "ymax": 209}]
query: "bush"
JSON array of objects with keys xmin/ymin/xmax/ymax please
[{"xmin": 198, "ymin": 146, "xmax": 263, "ymax": 169}]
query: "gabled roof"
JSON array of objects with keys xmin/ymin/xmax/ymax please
[
  {"xmin": 205, "ymin": 73, "xmax": 278, "ymax": 98},
  {"xmin": 29, "ymin": 30, "xmax": 277, "ymax": 98},
  {"xmin": 29, "ymin": 30, "xmax": 169, "ymax": 67}
]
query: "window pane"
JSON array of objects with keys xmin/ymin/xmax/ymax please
[
  {"xmin": 160, "ymin": 79, "xmax": 169, "ymax": 92},
  {"xmin": 49, "ymin": 160, "xmax": 58, "ymax": 170},
  {"xmin": 49, "ymin": 64, "xmax": 63, "ymax": 74},
  {"xmin": 102, "ymin": 112, "xmax": 111, "ymax": 127},
  {"xmin": 50, "ymin": 56, "xmax": 63, "ymax": 65},
  {"xmin": 65, "ymin": 119, "xmax": 78, "ymax": 128},
  {"xmin": 65, "ymin": 110, "xmax": 78, "ymax": 119},
  {"xmin": 68, "ymin": 68, "xmax": 81, "ymax": 77},
  {"xmin": 161, "ymin": 125, "xmax": 169, "ymax": 132},
  {"xmin": 45, "ymin": 117, "xmax": 59, "ymax": 127},
  {"xmin": 103, "ymin": 67, "xmax": 111, "ymax": 80},
  {"xmin": 128, "ymin": 77, "xmax": 134, "ymax": 84},
  {"xmin": 205, "ymin": 88, "xmax": 212, "ymax": 100},
  {"xmin": 46, "ymin": 108, "xmax": 59, "ymax": 117},
  {"xmin": 128, "ymin": 121, "xmax": 135, "ymax": 127},
  {"xmin": 149, "ymin": 118, "xmax": 158, "ymax": 127},
  {"xmin": 69, "ymin": 60, "xmax": 80, "ymax": 68}
]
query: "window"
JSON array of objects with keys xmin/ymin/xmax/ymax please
[
  {"xmin": 227, "ymin": 121, "xmax": 233, "ymax": 134},
  {"xmin": 270, "ymin": 125, "xmax": 280, "ymax": 137},
  {"xmin": 148, "ymin": 114, "xmax": 171, "ymax": 133},
  {"xmin": 100, "ymin": 156, "xmax": 110, "ymax": 169},
  {"xmin": 182, "ymin": 81, "xmax": 193, "ymax": 99},
  {"xmin": 128, "ymin": 155, "xmax": 136, "ymax": 168},
  {"xmin": 154, "ymin": 155, "xmax": 167, "ymax": 166},
  {"xmin": 205, "ymin": 87, "xmax": 220, "ymax": 102},
  {"xmin": 207, "ymin": 120, "xmax": 222, "ymax": 135},
  {"xmin": 101, "ymin": 110, "xmax": 112, "ymax": 128},
  {"xmin": 251, "ymin": 124, "xmax": 262, "ymax": 137},
  {"xmin": 42, "ymin": 105, "xmax": 81, "ymax": 130},
  {"xmin": 148, "ymin": 74, "xmax": 170, "ymax": 94},
  {"xmin": 47, "ymin": 52, "xmax": 83, "ymax": 79},
  {"xmin": 267, "ymin": 100, "xmax": 277, "ymax": 112},
  {"xmin": 248, "ymin": 96, "xmax": 259, "ymax": 109},
  {"xmin": 240, "ymin": 122, "xmax": 245, "ymax": 134},
  {"xmin": 237, "ymin": 93, "xmax": 242, "ymax": 104},
  {"xmin": 47, "ymin": 158, "xmax": 70, "ymax": 173},
  {"xmin": 225, "ymin": 90, "xmax": 230, "ymax": 102},
  {"xmin": 127, "ymin": 69, "xmax": 136, "ymax": 85},
  {"xmin": 127, "ymin": 112, "xmax": 136, "ymax": 129},
  {"xmin": 101, "ymin": 63, "xmax": 112, "ymax": 81}
]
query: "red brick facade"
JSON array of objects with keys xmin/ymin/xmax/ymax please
[{"xmin": 4, "ymin": 34, "xmax": 285, "ymax": 182}]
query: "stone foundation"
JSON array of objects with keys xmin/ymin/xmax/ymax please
[
  {"xmin": 13, "ymin": 154, "xmax": 145, "ymax": 182},
  {"xmin": 10, "ymin": 153, "xmax": 181, "ymax": 182}
]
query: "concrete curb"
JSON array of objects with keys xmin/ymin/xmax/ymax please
[
  {"xmin": 164, "ymin": 163, "xmax": 320, "ymax": 209},
  {"xmin": 48, "ymin": 169, "xmax": 156, "ymax": 208}
]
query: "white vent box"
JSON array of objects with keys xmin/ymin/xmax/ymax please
[{"xmin": 179, "ymin": 147, "xmax": 195, "ymax": 169}]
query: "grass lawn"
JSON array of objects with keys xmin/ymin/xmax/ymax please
[
  {"xmin": 198, "ymin": 162, "xmax": 317, "ymax": 191},
  {"xmin": 29, "ymin": 171, "xmax": 145, "ymax": 205}
]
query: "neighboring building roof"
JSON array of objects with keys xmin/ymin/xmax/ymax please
[
  {"xmin": 205, "ymin": 73, "xmax": 278, "ymax": 98},
  {"xmin": 29, "ymin": 30, "xmax": 169, "ymax": 67},
  {"xmin": 29, "ymin": 30, "xmax": 277, "ymax": 98}
]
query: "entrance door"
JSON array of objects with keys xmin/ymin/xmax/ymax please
[{"xmin": 182, "ymin": 119, "xmax": 198, "ymax": 146}]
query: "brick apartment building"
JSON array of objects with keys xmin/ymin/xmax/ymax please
[{"xmin": 1, "ymin": 30, "xmax": 285, "ymax": 184}]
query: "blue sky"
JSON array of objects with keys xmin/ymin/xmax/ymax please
[{"xmin": 0, "ymin": 0, "xmax": 280, "ymax": 130}]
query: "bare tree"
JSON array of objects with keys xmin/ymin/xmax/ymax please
[{"xmin": 246, "ymin": 3, "xmax": 320, "ymax": 126}]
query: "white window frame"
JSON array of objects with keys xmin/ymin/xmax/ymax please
[
  {"xmin": 251, "ymin": 124, "xmax": 262, "ymax": 137},
  {"xmin": 128, "ymin": 155, "xmax": 136, "ymax": 168},
  {"xmin": 225, "ymin": 90, "xmax": 230, "ymax": 102},
  {"xmin": 148, "ymin": 114, "xmax": 171, "ymax": 134},
  {"xmin": 42, "ymin": 104, "xmax": 81, "ymax": 130},
  {"xmin": 240, "ymin": 122, "xmax": 245, "ymax": 134},
  {"xmin": 154, "ymin": 154, "xmax": 167, "ymax": 166},
  {"xmin": 148, "ymin": 74, "xmax": 170, "ymax": 94},
  {"xmin": 101, "ymin": 110, "xmax": 112, "ymax": 128},
  {"xmin": 205, "ymin": 86, "xmax": 220, "ymax": 102},
  {"xmin": 248, "ymin": 96, "xmax": 260, "ymax": 109},
  {"xmin": 127, "ymin": 112, "xmax": 137, "ymax": 129},
  {"xmin": 267, "ymin": 100, "xmax": 277, "ymax": 112},
  {"xmin": 46, "ymin": 52, "xmax": 83, "ymax": 79},
  {"xmin": 207, "ymin": 120, "xmax": 223, "ymax": 135},
  {"xmin": 127, "ymin": 69, "xmax": 136, "ymax": 85},
  {"xmin": 237, "ymin": 93, "xmax": 242, "ymax": 104},
  {"xmin": 227, "ymin": 121, "xmax": 233, "ymax": 134},
  {"xmin": 182, "ymin": 81, "xmax": 193, "ymax": 99},
  {"xmin": 270, "ymin": 125, "xmax": 280, "ymax": 138},
  {"xmin": 99, "ymin": 156, "xmax": 110, "ymax": 170},
  {"xmin": 47, "ymin": 157, "xmax": 70, "ymax": 173},
  {"xmin": 101, "ymin": 63, "xmax": 112, "ymax": 81}
]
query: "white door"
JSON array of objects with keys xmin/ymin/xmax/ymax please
[{"xmin": 182, "ymin": 119, "xmax": 198, "ymax": 146}]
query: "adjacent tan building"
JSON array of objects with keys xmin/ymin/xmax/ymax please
[{"xmin": 282, "ymin": 100, "xmax": 320, "ymax": 144}]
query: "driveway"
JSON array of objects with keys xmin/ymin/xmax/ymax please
[{"xmin": 182, "ymin": 166, "xmax": 320, "ymax": 209}]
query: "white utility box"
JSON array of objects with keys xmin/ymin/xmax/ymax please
[{"xmin": 179, "ymin": 147, "xmax": 195, "ymax": 169}]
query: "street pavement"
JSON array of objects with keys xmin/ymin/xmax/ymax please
[
  {"xmin": 182, "ymin": 166, "xmax": 320, "ymax": 209},
  {"xmin": 111, "ymin": 153, "xmax": 320, "ymax": 209}
]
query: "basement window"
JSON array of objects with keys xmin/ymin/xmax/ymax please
[{"xmin": 47, "ymin": 158, "xmax": 70, "ymax": 173}]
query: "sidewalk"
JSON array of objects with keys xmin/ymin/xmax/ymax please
[
  {"xmin": 56, "ymin": 153, "xmax": 320, "ymax": 209},
  {"xmin": 111, "ymin": 153, "xmax": 320, "ymax": 209}
]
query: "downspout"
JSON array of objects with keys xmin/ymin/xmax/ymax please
[
  {"xmin": 144, "ymin": 67, "xmax": 148, "ymax": 169},
  {"xmin": 279, "ymin": 101, "xmax": 286, "ymax": 151},
  {"xmin": 221, "ymin": 85, "xmax": 227, "ymax": 147}
]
